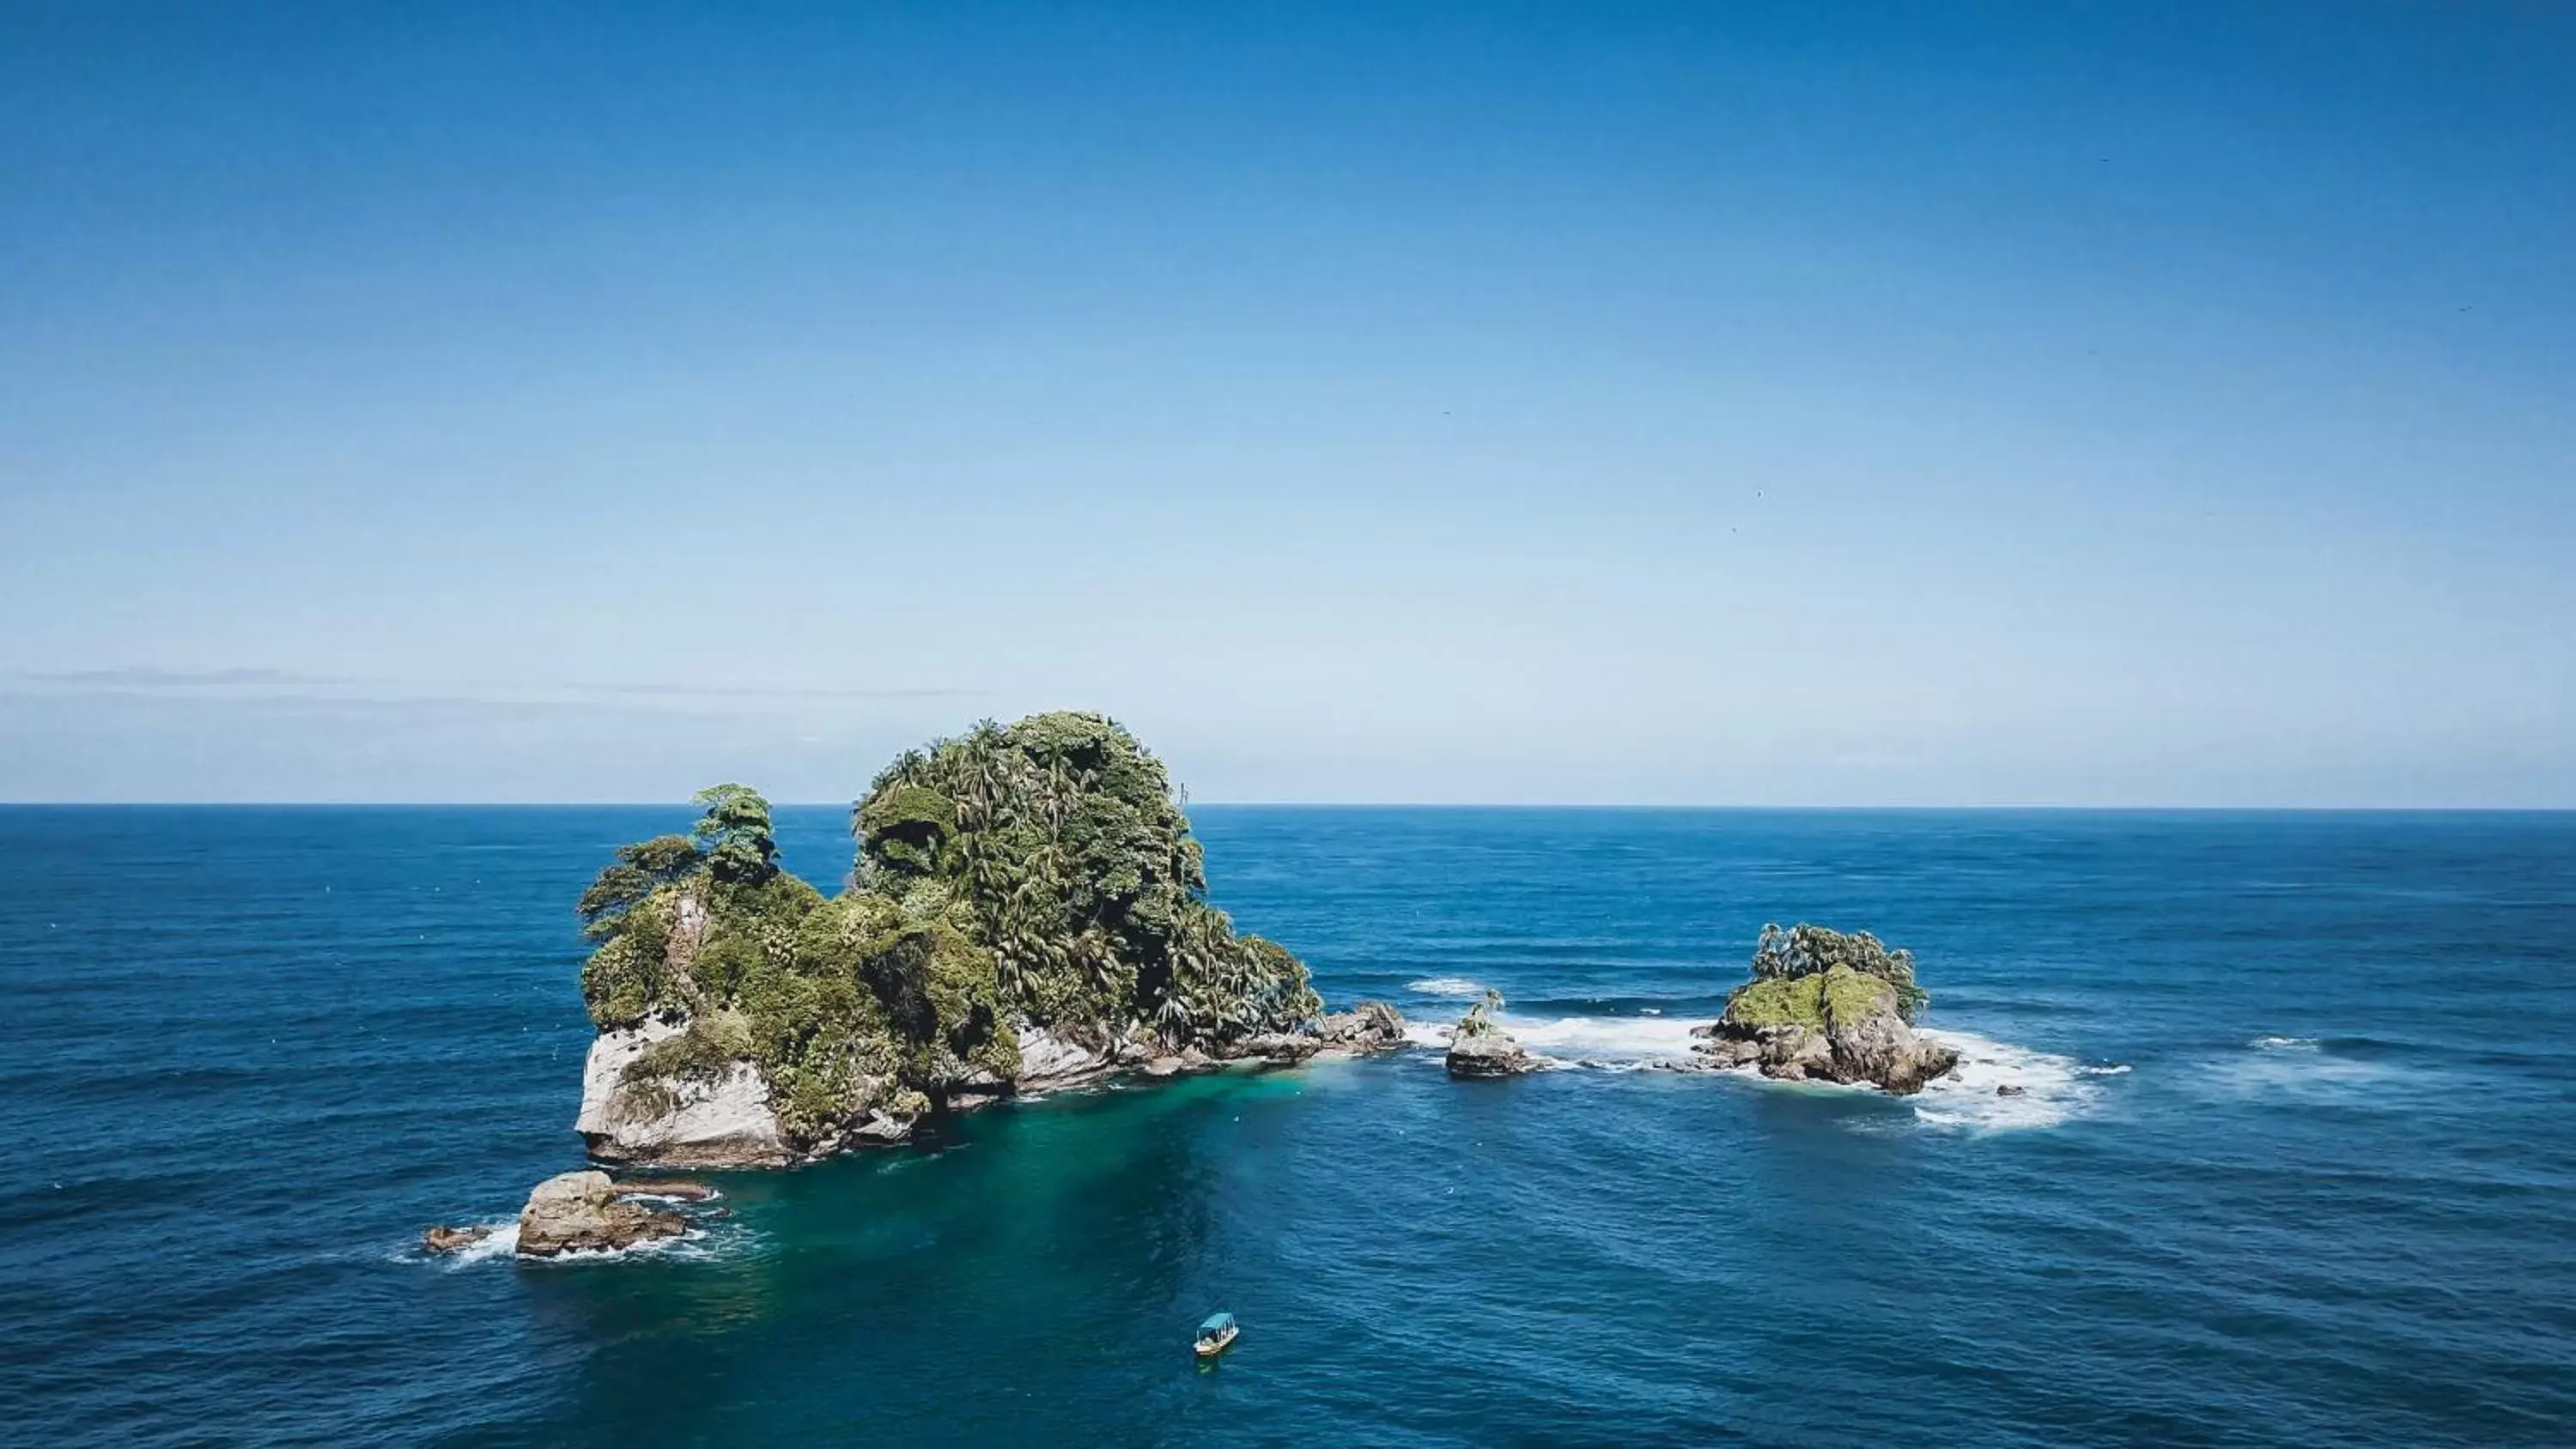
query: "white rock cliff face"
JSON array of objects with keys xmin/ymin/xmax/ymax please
[
  {"xmin": 575, "ymin": 1020, "xmax": 792, "ymax": 1168},
  {"xmin": 1012, "ymin": 1024, "xmax": 1123, "ymax": 1089},
  {"xmin": 569, "ymin": 1012, "xmax": 1413, "ymax": 1167}
]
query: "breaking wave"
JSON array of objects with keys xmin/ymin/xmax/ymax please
[
  {"xmin": 1392, "ymin": 1003, "xmax": 2119, "ymax": 1129},
  {"xmin": 525, "ymin": 1229, "xmax": 726, "ymax": 1265},
  {"xmin": 416, "ymin": 1207, "xmax": 743, "ymax": 1270},
  {"xmin": 1912, "ymin": 1029, "xmax": 2109, "ymax": 1131},
  {"xmin": 1400, "ymin": 1009, "xmax": 1706, "ymax": 1067},
  {"xmin": 1406, "ymin": 977, "xmax": 1487, "ymax": 999},
  {"xmin": 1504, "ymin": 1013, "xmax": 1705, "ymax": 1065},
  {"xmin": 2207, "ymin": 1034, "xmax": 2407, "ymax": 1100},
  {"xmin": 407, "ymin": 1221, "xmax": 519, "ymax": 1270}
]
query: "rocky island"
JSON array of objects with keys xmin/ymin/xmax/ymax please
[
  {"xmin": 1444, "ymin": 989, "xmax": 1541, "ymax": 1078},
  {"xmin": 1686, "ymin": 923, "xmax": 1959, "ymax": 1093},
  {"xmin": 431, "ymin": 720, "xmax": 1963, "ymax": 1258},
  {"xmin": 568, "ymin": 711, "xmax": 1407, "ymax": 1169}
]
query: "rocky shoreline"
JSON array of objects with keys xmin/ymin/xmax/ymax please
[
  {"xmin": 430, "ymin": 1003, "xmax": 1413, "ymax": 1260},
  {"xmin": 573, "ymin": 999, "xmax": 1414, "ymax": 1172}
]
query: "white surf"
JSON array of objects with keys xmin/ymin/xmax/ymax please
[{"xmin": 1912, "ymin": 1029, "xmax": 2106, "ymax": 1131}]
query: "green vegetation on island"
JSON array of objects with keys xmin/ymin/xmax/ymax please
[
  {"xmin": 1719, "ymin": 922, "xmax": 1930, "ymax": 1029},
  {"xmin": 575, "ymin": 712, "xmax": 1323, "ymax": 1149},
  {"xmin": 1693, "ymin": 923, "xmax": 1958, "ymax": 1093},
  {"xmin": 1453, "ymin": 987, "xmax": 1506, "ymax": 1038}
]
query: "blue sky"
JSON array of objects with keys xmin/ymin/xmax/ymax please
[{"xmin": 2, "ymin": 1, "xmax": 2569, "ymax": 804}]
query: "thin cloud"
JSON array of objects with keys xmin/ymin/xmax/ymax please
[
  {"xmin": 13, "ymin": 666, "xmax": 351, "ymax": 688},
  {"xmin": 565, "ymin": 682, "xmax": 988, "ymax": 701},
  {"xmin": 2, "ymin": 668, "xmax": 987, "ymax": 705}
]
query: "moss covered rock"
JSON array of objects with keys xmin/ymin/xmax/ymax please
[{"xmin": 1695, "ymin": 925, "xmax": 1959, "ymax": 1094}]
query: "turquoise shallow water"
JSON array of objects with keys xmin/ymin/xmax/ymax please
[{"xmin": 5, "ymin": 806, "xmax": 2573, "ymax": 1446}]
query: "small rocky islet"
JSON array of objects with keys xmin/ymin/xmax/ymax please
[
  {"xmin": 1683, "ymin": 922, "xmax": 1961, "ymax": 1092},
  {"xmin": 1443, "ymin": 989, "xmax": 1542, "ymax": 1078},
  {"xmin": 422, "ymin": 1171, "xmax": 725, "ymax": 1258},
  {"xmin": 434, "ymin": 712, "xmax": 1960, "ymax": 1258},
  {"xmin": 1433, "ymin": 924, "xmax": 1959, "ymax": 1090}
]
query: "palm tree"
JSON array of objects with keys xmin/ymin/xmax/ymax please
[{"xmin": 1456, "ymin": 988, "xmax": 1504, "ymax": 1039}]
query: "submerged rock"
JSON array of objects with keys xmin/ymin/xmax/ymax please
[
  {"xmin": 515, "ymin": 1170, "xmax": 690, "ymax": 1258},
  {"xmin": 1691, "ymin": 925, "xmax": 1959, "ymax": 1094},
  {"xmin": 421, "ymin": 1224, "xmax": 495, "ymax": 1255}
]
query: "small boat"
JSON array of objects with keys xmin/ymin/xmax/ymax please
[{"xmin": 1194, "ymin": 1312, "xmax": 1239, "ymax": 1358}]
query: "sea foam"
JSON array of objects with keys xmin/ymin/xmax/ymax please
[
  {"xmin": 1406, "ymin": 976, "xmax": 1487, "ymax": 999},
  {"xmin": 2207, "ymin": 1034, "xmax": 2402, "ymax": 1099},
  {"xmin": 433, "ymin": 1222, "xmax": 520, "ymax": 1269},
  {"xmin": 1400, "ymin": 1010, "xmax": 1704, "ymax": 1067},
  {"xmin": 422, "ymin": 1213, "xmax": 745, "ymax": 1270},
  {"xmin": 1911, "ymin": 1029, "xmax": 2107, "ymax": 1131},
  {"xmin": 1398, "ymin": 1005, "xmax": 2111, "ymax": 1127},
  {"xmin": 1502, "ymin": 1012, "xmax": 1705, "ymax": 1065}
]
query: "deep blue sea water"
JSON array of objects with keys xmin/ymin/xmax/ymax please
[{"xmin": 5, "ymin": 807, "xmax": 2573, "ymax": 1446}]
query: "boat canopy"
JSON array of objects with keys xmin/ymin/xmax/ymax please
[{"xmin": 1197, "ymin": 1313, "xmax": 1235, "ymax": 1336}]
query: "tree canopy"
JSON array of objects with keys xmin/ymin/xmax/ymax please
[
  {"xmin": 853, "ymin": 711, "xmax": 1318, "ymax": 1040},
  {"xmin": 690, "ymin": 783, "xmax": 781, "ymax": 885},
  {"xmin": 1738, "ymin": 922, "xmax": 1929, "ymax": 1023}
]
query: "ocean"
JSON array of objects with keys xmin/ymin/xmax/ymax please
[{"xmin": 4, "ymin": 806, "xmax": 2572, "ymax": 1446}]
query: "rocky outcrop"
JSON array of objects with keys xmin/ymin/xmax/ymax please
[
  {"xmin": 1447, "ymin": 1028, "xmax": 1541, "ymax": 1078},
  {"xmin": 576, "ymin": 1018, "xmax": 793, "ymax": 1168},
  {"xmin": 1012, "ymin": 1023, "xmax": 1132, "ymax": 1090},
  {"xmin": 568, "ymin": 1003, "xmax": 1413, "ymax": 1171},
  {"xmin": 424, "ymin": 1174, "xmax": 716, "ymax": 1257},
  {"xmin": 1439, "ymin": 991, "xmax": 1540, "ymax": 1079},
  {"xmin": 1315, "ymin": 1001, "xmax": 1408, "ymax": 1057},
  {"xmin": 1233, "ymin": 1033, "xmax": 1316, "ymax": 1062},
  {"xmin": 1142, "ymin": 1046, "xmax": 1215, "ymax": 1076},
  {"xmin": 515, "ymin": 1170, "xmax": 690, "ymax": 1258},
  {"xmin": 1691, "ymin": 964, "xmax": 1959, "ymax": 1094},
  {"xmin": 1213, "ymin": 1001, "xmax": 1408, "ymax": 1067},
  {"xmin": 1013, "ymin": 1003, "xmax": 1412, "ymax": 1084},
  {"xmin": 422, "ymin": 1224, "xmax": 495, "ymax": 1255}
]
